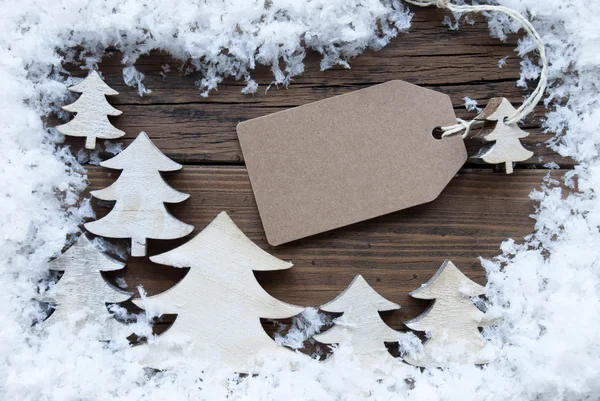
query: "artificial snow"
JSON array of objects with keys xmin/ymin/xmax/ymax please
[
  {"xmin": 498, "ymin": 56, "xmax": 508, "ymax": 68},
  {"xmin": 122, "ymin": 66, "xmax": 152, "ymax": 97},
  {"xmin": 273, "ymin": 307, "xmax": 332, "ymax": 351},
  {"xmin": 463, "ymin": 96, "xmax": 482, "ymax": 113},
  {"xmin": 1, "ymin": 0, "xmax": 599, "ymax": 400}
]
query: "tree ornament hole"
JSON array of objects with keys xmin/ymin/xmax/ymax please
[{"xmin": 432, "ymin": 127, "xmax": 444, "ymax": 140}]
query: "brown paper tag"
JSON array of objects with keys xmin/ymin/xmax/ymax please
[{"xmin": 237, "ymin": 80, "xmax": 467, "ymax": 246}]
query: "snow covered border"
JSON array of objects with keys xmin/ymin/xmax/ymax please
[{"xmin": 1, "ymin": 0, "xmax": 599, "ymax": 400}]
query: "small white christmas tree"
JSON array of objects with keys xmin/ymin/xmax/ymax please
[
  {"xmin": 313, "ymin": 275, "xmax": 401, "ymax": 368},
  {"xmin": 85, "ymin": 132, "xmax": 193, "ymax": 257},
  {"xmin": 403, "ymin": 260, "xmax": 491, "ymax": 367},
  {"xmin": 132, "ymin": 212, "xmax": 305, "ymax": 371},
  {"xmin": 473, "ymin": 97, "xmax": 533, "ymax": 174},
  {"xmin": 36, "ymin": 234, "xmax": 131, "ymax": 340},
  {"xmin": 57, "ymin": 71, "xmax": 125, "ymax": 149}
]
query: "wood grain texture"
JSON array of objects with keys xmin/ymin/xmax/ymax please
[
  {"xmin": 85, "ymin": 132, "xmax": 194, "ymax": 256},
  {"xmin": 472, "ymin": 98, "xmax": 534, "ymax": 173},
  {"xmin": 85, "ymin": 166, "xmax": 559, "ymax": 335},
  {"xmin": 65, "ymin": 10, "xmax": 536, "ymax": 105},
  {"xmin": 56, "ymin": 8, "xmax": 571, "ymax": 357},
  {"xmin": 55, "ymin": 8, "xmax": 573, "ymax": 167},
  {"xmin": 131, "ymin": 212, "xmax": 304, "ymax": 371},
  {"xmin": 314, "ymin": 275, "xmax": 401, "ymax": 370},
  {"xmin": 58, "ymin": 71, "xmax": 125, "ymax": 149},
  {"xmin": 36, "ymin": 235, "xmax": 131, "ymax": 340},
  {"xmin": 404, "ymin": 260, "xmax": 490, "ymax": 367},
  {"xmin": 57, "ymin": 104, "xmax": 563, "ymax": 167}
]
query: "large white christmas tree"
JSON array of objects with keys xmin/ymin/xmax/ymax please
[
  {"xmin": 85, "ymin": 132, "xmax": 193, "ymax": 257},
  {"xmin": 132, "ymin": 212, "xmax": 305, "ymax": 371},
  {"xmin": 313, "ymin": 275, "xmax": 401, "ymax": 368},
  {"xmin": 403, "ymin": 260, "xmax": 491, "ymax": 367},
  {"xmin": 36, "ymin": 234, "xmax": 131, "ymax": 340},
  {"xmin": 57, "ymin": 71, "xmax": 125, "ymax": 149}
]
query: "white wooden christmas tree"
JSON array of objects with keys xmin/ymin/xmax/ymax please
[
  {"xmin": 313, "ymin": 275, "xmax": 401, "ymax": 369},
  {"xmin": 57, "ymin": 71, "xmax": 125, "ymax": 149},
  {"xmin": 132, "ymin": 212, "xmax": 305, "ymax": 371},
  {"xmin": 403, "ymin": 260, "xmax": 491, "ymax": 367},
  {"xmin": 85, "ymin": 132, "xmax": 193, "ymax": 257},
  {"xmin": 473, "ymin": 97, "xmax": 533, "ymax": 174},
  {"xmin": 36, "ymin": 234, "xmax": 131, "ymax": 340}
]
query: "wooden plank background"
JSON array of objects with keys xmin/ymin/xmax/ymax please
[{"xmin": 58, "ymin": 9, "xmax": 571, "ymax": 347}]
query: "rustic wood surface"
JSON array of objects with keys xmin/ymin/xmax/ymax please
[
  {"xmin": 37, "ymin": 234, "xmax": 131, "ymax": 341},
  {"xmin": 58, "ymin": 71, "xmax": 125, "ymax": 149},
  {"xmin": 85, "ymin": 132, "xmax": 194, "ymax": 257},
  {"xmin": 131, "ymin": 212, "xmax": 305, "ymax": 371},
  {"xmin": 57, "ymin": 8, "xmax": 572, "ymax": 351},
  {"xmin": 87, "ymin": 167, "xmax": 556, "ymax": 336},
  {"xmin": 59, "ymin": 10, "xmax": 572, "ymax": 167},
  {"xmin": 404, "ymin": 260, "xmax": 489, "ymax": 367},
  {"xmin": 314, "ymin": 275, "xmax": 402, "ymax": 369},
  {"xmin": 471, "ymin": 97, "xmax": 535, "ymax": 173}
]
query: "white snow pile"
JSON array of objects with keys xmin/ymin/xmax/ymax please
[{"xmin": 1, "ymin": 0, "xmax": 599, "ymax": 400}]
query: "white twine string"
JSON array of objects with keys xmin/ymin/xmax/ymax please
[{"xmin": 405, "ymin": 0, "xmax": 548, "ymax": 138}]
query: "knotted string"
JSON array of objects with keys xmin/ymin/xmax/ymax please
[{"xmin": 405, "ymin": 0, "xmax": 548, "ymax": 138}]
